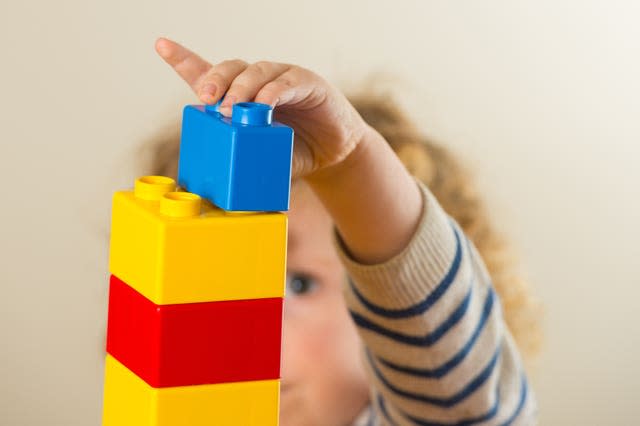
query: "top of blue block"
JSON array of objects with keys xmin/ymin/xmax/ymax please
[
  {"xmin": 204, "ymin": 101, "xmax": 273, "ymax": 126},
  {"xmin": 232, "ymin": 102, "xmax": 273, "ymax": 126}
]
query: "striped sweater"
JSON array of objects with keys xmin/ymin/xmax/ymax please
[{"xmin": 334, "ymin": 181, "xmax": 537, "ymax": 426}]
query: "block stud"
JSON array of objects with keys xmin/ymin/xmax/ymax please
[
  {"xmin": 134, "ymin": 176, "xmax": 176, "ymax": 201},
  {"xmin": 232, "ymin": 102, "xmax": 272, "ymax": 126},
  {"xmin": 160, "ymin": 192, "xmax": 202, "ymax": 218}
]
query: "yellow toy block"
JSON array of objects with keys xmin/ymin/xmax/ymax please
[
  {"xmin": 109, "ymin": 176, "xmax": 287, "ymax": 304},
  {"xmin": 102, "ymin": 355, "xmax": 279, "ymax": 426}
]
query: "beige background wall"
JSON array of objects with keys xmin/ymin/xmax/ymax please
[{"xmin": 1, "ymin": 0, "xmax": 639, "ymax": 424}]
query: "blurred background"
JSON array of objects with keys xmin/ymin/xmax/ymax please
[{"xmin": 1, "ymin": 0, "xmax": 639, "ymax": 424}]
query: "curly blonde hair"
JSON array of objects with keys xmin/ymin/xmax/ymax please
[{"xmin": 143, "ymin": 95, "xmax": 543, "ymax": 364}]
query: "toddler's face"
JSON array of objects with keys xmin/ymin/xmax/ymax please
[{"xmin": 280, "ymin": 181, "xmax": 370, "ymax": 426}]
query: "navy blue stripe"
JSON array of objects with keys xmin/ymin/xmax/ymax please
[
  {"xmin": 367, "ymin": 340, "xmax": 503, "ymax": 408},
  {"xmin": 499, "ymin": 374, "xmax": 529, "ymax": 426},
  {"xmin": 350, "ymin": 284, "xmax": 476, "ymax": 347},
  {"xmin": 407, "ymin": 388, "xmax": 499, "ymax": 426},
  {"xmin": 379, "ymin": 390, "xmax": 500, "ymax": 426},
  {"xmin": 348, "ymin": 223, "xmax": 463, "ymax": 319},
  {"xmin": 374, "ymin": 288, "xmax": 497, "ymax": 376},
  {"xmin": 377, "ymin": 393, "xmax": 399, "ymax": 426},
  {"xmin": 375, "ymin": 367, "xmax": 530, "ymax": 426}
]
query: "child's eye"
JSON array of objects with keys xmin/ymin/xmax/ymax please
[{"xmin": 286, "ymin": 273, "xmax": 317, "ymax": 296}]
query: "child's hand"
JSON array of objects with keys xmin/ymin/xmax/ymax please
[
  {"xmin": 155, "ymin": 37, "xmax": 369, "ymax": 179},
  {"xmin": 155, "ymin": 37, "xmax": 423, "ymax": 263}
]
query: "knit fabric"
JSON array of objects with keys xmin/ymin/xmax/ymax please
[{"xmin": 334, "ymin": 181, "xmax": 537, "ymax": 426}]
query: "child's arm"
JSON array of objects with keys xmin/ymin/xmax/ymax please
[
  {"xmin": 335, "ymin": 182, "xmax": 537, "ymax": 424},
  {"xmin": 154, "ymin": 37, "xmax": 422, "ymax": 265},
  {"xmin": 155, "ymin": 38, "xmax": 536, "ymax": 425}
]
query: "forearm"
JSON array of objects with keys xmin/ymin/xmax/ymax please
[
  {"xmin": 335, "ymin": 184, "xmax": 537, "ymax": 425},
  {"xmin": 306, "ymin": 125, "xmax": 423, "ymax": 265}
]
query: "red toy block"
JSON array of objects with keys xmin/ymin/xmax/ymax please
[{"xmin": 106, "ymin": 275, "xmax": 283, "ymax": 388}]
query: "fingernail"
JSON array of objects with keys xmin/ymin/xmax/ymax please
[{"xmin": 200, "ymin": 84, "xmax": 217, "ymax": 101}]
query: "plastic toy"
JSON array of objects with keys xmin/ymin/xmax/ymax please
[
  {"xmin": 107, "ymin": 274, "xmax": 283, "ymax": 388},
  {"xmin": 102, "ymin": 101, "xmax": 292, "ymax": 426},
  {"xmin": 109, "ymin": 175, "xmax": 287, "ymax": 305},
  {"xmin": 103, "ymin": 355, "xmax": 279, "ymax": 426},
  {"xmin": 178, "ymin": 101, "xmax": 294, "ymax": 211}
]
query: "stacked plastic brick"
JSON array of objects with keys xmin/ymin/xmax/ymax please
[{"xmin": 102, "ymin": 102, "xmax": 293, "ymax": 425}]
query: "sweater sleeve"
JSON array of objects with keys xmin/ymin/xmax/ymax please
[{"xmin": 334, "ymin": 180, "xmax": 537, "ymax": 426}]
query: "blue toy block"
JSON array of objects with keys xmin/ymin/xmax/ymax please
[{"xmin": 178, "ymin": 101, "xmax": 294, "ymax": 211}]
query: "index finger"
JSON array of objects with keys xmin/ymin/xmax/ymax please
[{"xmin": 155, "ymin": 37, "xmax": 212, "ymax": 88}]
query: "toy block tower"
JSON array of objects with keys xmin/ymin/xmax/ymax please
[{"xmin": 102, "ymin": 102, "xmax": 293, "ymax": 425}]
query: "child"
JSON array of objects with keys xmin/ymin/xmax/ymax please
[{"xmin": 148, "ymin": 37, "xmax": 541, "ymax": 426}]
